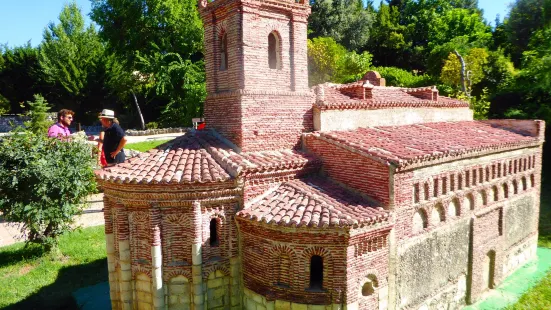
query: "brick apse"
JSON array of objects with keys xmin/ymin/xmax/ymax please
[{"xmin": 95, "ymin": 0, "xmax": 545, "ymax": 309}]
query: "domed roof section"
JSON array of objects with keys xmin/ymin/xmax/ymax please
[{"xmin": 96, "ymin": 132, "xmax": 232, "ymax": 185}]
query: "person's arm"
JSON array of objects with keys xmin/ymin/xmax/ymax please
[{"xmin": 97, "ymin": 131, "xmax": 105, "ymax": 164}]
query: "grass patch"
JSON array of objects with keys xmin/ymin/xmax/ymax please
[
  {"xmin": 125, "ymin": 139, "xmax": 171, "ymax": 152},
  {"xmin": 506, "ymin": 272, "xmax": 551, "ymax": 309},
  {"xmin": 0, "ymin": 226, "xmax": 107, "ymax": 309}
]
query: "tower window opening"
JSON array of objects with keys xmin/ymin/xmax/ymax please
[
  {"xmin": 309, "ymin": 255, "xmax": 323, "ymax": 290},
  {"xmin": 268, "ymin": 32, "xmax": 280, "ymax": 69},
  {"xmin": 220, "ymin": 33, "xmax": 228, "ymax": 70},
  {"xmin": 210, "ymin": 218, "xmax": 219, "ymax": 247}
]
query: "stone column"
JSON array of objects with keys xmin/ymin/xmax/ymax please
[
  {"xmin": 116, "ymin": 204, "xmax": 133, "ymax": 310},
  {"xmin": 150, "ymin": 206, "xmax": 164, "ymax": 310},
  {"xmin": 191, "ymin": 201, "xmax": 204, "ymax": 310},
  {"xmin": 104, "ymin": 196, "xmax": 119, "ymax": 309}
]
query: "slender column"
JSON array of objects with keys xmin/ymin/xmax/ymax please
[
  {"xmin": 150, "ymin": 206, "xmax": 164, "ymax": 310},
  {"xmin": 191, "ymin": 201, "xmax": 204, "ymax": 310},
  {"xmin": 104, "ymin": 196, "xmax": 119, "ymax": 309},
  {"xmin": 116, "ymin": 204, "xmax": 132, "ymax": 310}
]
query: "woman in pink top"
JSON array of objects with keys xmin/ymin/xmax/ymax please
[{"xmin": 47, "ymin": 109, "xmax": 74, "ymax": 138}]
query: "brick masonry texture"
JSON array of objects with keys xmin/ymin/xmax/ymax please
[{"xmin": 97, "ymin": 0, "xmax": 546, "ymax": 309}]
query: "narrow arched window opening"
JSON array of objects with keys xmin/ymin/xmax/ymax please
[
  {"xmin": 268, "ymin": 32, "xmax": 279, "ymax": 69},
  {"xmin": 309, "ymin": 255, "xmax": 323, "ymax": 290},
  {"xmin": 210, "ymin": 218, "xmax": 219, "ymax": 247},
  {"xmin": 361, "ymin": 275, "xmax": 378, "ymax": 296},
  {"xmin": 219, "ymin": 33, "xmax": 228, "ymax": 70}
]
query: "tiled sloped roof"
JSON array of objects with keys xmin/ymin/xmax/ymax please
[
  {"xmin": 237, "ymin": 177, "xmax": 389, "ymax": 228},
  {"xmin": 317, "ymin": 121, "xmax": 540, "ymax": 169},
  {"xmin": 97, "ymin": 130, "xmax": 320, "ymax": 184},
  {"xmin": 314, "ymin": 83, "xmax": 468, "ymax": 110},
  {"xmin": 96, "ymin": 133, "xmax": 232, "ymax": 184}
]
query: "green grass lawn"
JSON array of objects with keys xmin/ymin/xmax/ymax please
[
  {"xmin": 125, "ymin": 139, "xmax": 171, "ymax": 152},
  {"xmin": 0, "ymin": 226, "xmax": 107, "ymax": 309}
]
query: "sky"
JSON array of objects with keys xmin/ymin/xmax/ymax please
[{"xmin": 0, "ymin": 0, "xmax": 512, "ymax": 48}]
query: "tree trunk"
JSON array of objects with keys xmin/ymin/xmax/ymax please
[
  {"xmin": 453, "ymin": 50, "xmax": 468, "ymax": 96},
  {"xmin": 132, "ymin": 91, "xmax": 145, "ymax": 130}
]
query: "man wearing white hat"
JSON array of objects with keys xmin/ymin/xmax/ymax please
[{"xmin": 99, "ymin": 109, "xmax": 127, "ymax": 165}]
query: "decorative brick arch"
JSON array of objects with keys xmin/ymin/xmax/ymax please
[
  {"xmin": 132, "ymin": 266, "xmax": 152, "ymax": 278},
  {"xmin": 431, "ymin": 202, "xmax": 445, "ymax": 225},
  {"xmin": 265, "ymin": 27, "xmax": 282, "ymax": 70},
  {"xmin": 447, "ymin": 197, "xmax": 461, "ymax": 218},
  {"xmin": 302, "ymin": 246, "xmax": 334, "ymax": 290},
  {"xmin": 269, "ymin": 244, "xmax": 297, "ymax": 286},
  {"xmin": 203, "ymin": 265, "xmax": 231, "ymax": 280},
  {"xmin": 412, "ymin": 207, "xmax": 428, "ymax": 234},
  {"xmin": 164, "ymin": 269, "xmax": 193, "ymax": 282}
]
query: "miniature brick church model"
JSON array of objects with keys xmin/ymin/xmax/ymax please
[{"xmin": 96, "ymin": 0, "xmax": 545, "ymax": 309}]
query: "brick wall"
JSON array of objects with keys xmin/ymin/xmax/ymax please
[
  {"xmin": 304, "ymin": 135, "xmax": 390, "ymax": 206},
  {"xmin": 238, "ymin": 220, "xmax": 348, "ymax": 304}
]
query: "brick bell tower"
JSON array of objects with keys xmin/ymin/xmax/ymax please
[{"xmin": 199, "ymin": 0, "xmax": 313, "ymax": 152}]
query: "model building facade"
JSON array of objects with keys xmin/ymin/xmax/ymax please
[{"xmin": 96, "ymin": 0, "xmax": 544, "ymax": 309}]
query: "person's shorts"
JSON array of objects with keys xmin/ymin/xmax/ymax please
[{"xmin": 105, "ymin": 150, "xmax": 126, "ymax": 165}]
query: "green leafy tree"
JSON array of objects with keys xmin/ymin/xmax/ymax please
[
  {"xmin": 307, "ymin": 37, "xmax": 372, "ymax": 85},
  {"xmin": 24, "ymin": 94, "xmax": 53, "ymax": 135},
  {"xmin": 309, "ymin": 0, "xmax": 374, "ymax": 51},
  {"xmin": 0, "ymin": 44, "xmax": 44, "ymax": 114},
  {"xmin": 39, "ymin": 2, "xmax": 105, "ymax": 116},
  {"xmin": 503, "ymin": 0, "xmax": 551, "ymax": 65},
  {"xmin": 0, "ymin": 131, "xmax": 97, "ymax": 251},
  {"xmin": 91, "ymin": 0, "xmax": 204, "ymax": 127},
  {"xmin": 368, "ymin": 2, "xmax": 408, "ymax": 66},
  {"xmin": 136, "ymin": 48, "xmax": 206, "ymax": 127},
  {"xmin": 440, "ymin": 48, "xmax": 489, "ymax": 91}
]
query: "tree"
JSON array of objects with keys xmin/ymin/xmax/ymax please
[
  {"xmin": 24, "ymin": 94, "xmax": 53, "ymax": 135},
  {"xmin": 307, "ymin": 37, "xmax": 372, "ymax": 85},
  {"xmin": 309, "ymin": 0, "xmax": 374, "ymax": 51},
  {"xmin": 503, "ymin": 0, "xmax": 551, "ymax": 65},
  {"xmin": 0, "ymin": 44, "xmax": 44, "ymax": 114},
  {"xmin": 39, "ymin": 2, "xmax": 105, "ymax": 117},
  {"xmin": 368, "ymin": 2, "xmax": 408, "ymax": 67},
  {"xmin": 91, "ymin": 0, "xmax": 205, "ymax": 127},
  {"xmin": 440, "ymin": 48, "xmax": 489, "ymax": 94}
]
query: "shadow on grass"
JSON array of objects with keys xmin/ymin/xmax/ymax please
[
  {"xmin": 5, "ymin": 257, "xmax": 108, "ymax": 310},
  {"xmin": 0, "ymin": 244, "xmax": 46, "ymax": 269}
]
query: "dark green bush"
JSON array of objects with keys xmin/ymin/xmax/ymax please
[
  {"xmin": 0, "ymin": 131, "xmax": 97, "ymax": 250},
  {"xmin": 370, "ymin": 66, "xmax": 435, "ymax": 87}
]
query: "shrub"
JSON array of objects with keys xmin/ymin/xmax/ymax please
[
  {"xmin": 0, "ymin": 131, "xmax": 97, "ymax": 251},
  {"xmin": 370, "ymin": 66, "xmax": 435, "ymax": 87},
  {"xmin": 146, "ymin": 121, "xmax": 159, "ymax": 129}
]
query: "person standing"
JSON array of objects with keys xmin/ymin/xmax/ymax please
[
  {"xmin": 99, "ymin": 109, "xmax": 127, "ymax": 166},
  {"xmin": 47, "ymin": 109, "xmax": 74, "ymax": 138}
]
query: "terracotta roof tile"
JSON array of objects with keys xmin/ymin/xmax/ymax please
[
  {"xmin": 238, "ymin": 177, "xmax": 389, "ymax": 228},
  {"xmin": 96, "ymin": 133, "xmax": 232, "ymax": 184},
  {"xmin": 317, "ymin": 121, "xmax": 540, "ymax": 169},
  {"xmin": 314, "ymin": 83, "xmax": 468, "ymax": 110},
  {"xmin": 97, "ymin": 130, "xmax": 320, "ymax": 184}
]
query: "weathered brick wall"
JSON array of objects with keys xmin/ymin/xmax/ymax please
[
  {"xmin": 346, "ymin": 228, "xmax": 391, "ymax": 309},
  {"xmin": 304, "ymin": 135, "xmax": 390, "ymax": 206},
  {"xmin": 238, "ymin": 220, "xmax": 348, "ymax": 305}
]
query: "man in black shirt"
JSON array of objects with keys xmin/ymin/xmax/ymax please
[{"xmin": 99, "ymin": 109, "xmax": 127, "ymax": 165}]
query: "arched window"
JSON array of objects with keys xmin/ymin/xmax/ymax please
[
  {"xmin": 361, "ymin": 275, "xmax": 378, "ymax": 296},
  {"xmin": 492, "ymin": 185, "xmax": 499, "ymax": 201},
  {"xmin": 521, "ymin": 176, "xmax": 527, "ymax": 191},
  {"xmin": 309, "ymin": 255, "xmax": 323, "ymax": 289},
  {"xmin": 465, "ymin": 194, "xmax": 474, "ymax": 210},
  {"xmin": 431, "ymin": 203, "xmax": 445, "ymax": 224},
  {"xmin": 210, "ymin": 218, "xmax": 219, "ymax": 247},
  {"xmin": 424, "ymin": 182, "xmax": 430, "ymax": 200},
  {"xmin": 268, "ymin": 32, "xmax": 280, "ymax": 69},
  {"xmin": 513, "ymin": 180, "xmax": 518, "ymax": 194},
  {"xmin": 219, "ymin": 33, "xmax": 228, "ymax": 70},
  {"xmin": 413, "ymin": 209, "xmax": 428, "ymax": 233},
  {"xmin": 275, "ymin": 254, "xmax": 290, "ymax": 287},
  {"xmin": 484, "ymin": 251, "xmax": 496, "ymax": 289},
  {"xmin": 480, "ymin": 190, "xmax": 488, "ymax": 206},
  {"xmin": 502, "ymin": 183, "xmax": 509, "ymax": 198},
  {"xmin": 448, "ymin": 198, "xmax": 460, "ymax": 218}
]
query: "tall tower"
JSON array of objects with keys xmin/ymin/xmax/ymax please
[{"xmin": 199, "ymin": 0, "xmax": 313, "ymax": 152}]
